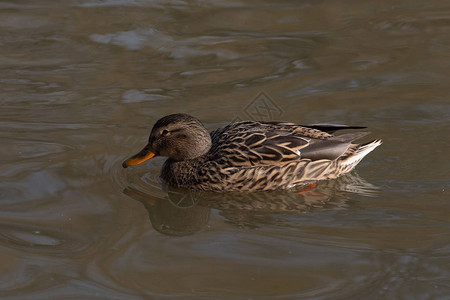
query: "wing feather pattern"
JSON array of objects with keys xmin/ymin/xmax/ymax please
[{"xmin": 209, "ymin": 120, "xmax": 368, "ymax": 167}]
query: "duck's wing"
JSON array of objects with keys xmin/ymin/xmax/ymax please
[
  {"xmin": 298, "ymin": 131, "xmax": 370, "ymax": 160},
  {"xmin": 209, "ymin": 121, "xmax": 369, "ymax": 167}
]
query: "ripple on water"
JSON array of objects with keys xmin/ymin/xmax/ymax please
[
  {"xmin": 0, "ymin": 221, "xmax": 90, "ymax": 256},
  {"xmin": 1, "ymin": 169, "xmax": 67, "ymax": 205},
  {"xmin": 0, "ymin": 139, "xmax": 73, "ymax": 163},
  {"xmin": 88, "ymin": 220, "xmax": 399, "ymax": 299},
  {"xmin": 111, "ymin": 153, "xmax": 166, "ymax": 197}
]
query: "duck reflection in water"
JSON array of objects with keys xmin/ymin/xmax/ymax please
[{"xmin": 123, "ymin": 172, "xmax": 378, "ymax": 236}]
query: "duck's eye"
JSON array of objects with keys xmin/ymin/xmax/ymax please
[{"xmin": 161, "ymin": 129, "xmax": 170, "ymax": 136}]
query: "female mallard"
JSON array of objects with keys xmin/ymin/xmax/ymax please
[{"xmin": 122, "ymin": 113, "xmax": 381, "ymax": 191}]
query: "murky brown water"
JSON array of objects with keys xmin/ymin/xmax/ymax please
[{"xmin": 1, "ymin": 0, "xmax": 450, "ymax": 299}]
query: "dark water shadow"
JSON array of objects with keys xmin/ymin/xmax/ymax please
[{"xmin": 123, "ymin": 172, "xmax": 378, "ymax": 236}]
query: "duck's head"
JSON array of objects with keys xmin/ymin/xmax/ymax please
[{"xmin": 122, "ymin": 113, "xmax": 212, "ymax": 168}]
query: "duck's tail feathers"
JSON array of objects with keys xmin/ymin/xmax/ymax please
[{"xmin": 341, "ymin": 139, "xmax": 382, "ymax": 166}]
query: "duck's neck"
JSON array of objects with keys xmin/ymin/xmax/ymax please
[{"xmin": 160, "ymin": 157, "xmax": 205, "ymax": 187}]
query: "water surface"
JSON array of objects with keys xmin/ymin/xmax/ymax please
[{"xmin": 1, "ymin": 0, "xmax": 449, "ymax": 299}]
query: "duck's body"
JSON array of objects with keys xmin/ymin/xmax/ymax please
[{"xmin": 123, "ymin": 114, "xmax": 381, "ymax": 191}]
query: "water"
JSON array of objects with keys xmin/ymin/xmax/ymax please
[{"xmin": 1, "ymin": 0, "xmax": 449, "ymax": 299}]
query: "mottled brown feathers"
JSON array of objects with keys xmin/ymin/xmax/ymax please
[{"xmin": 124, "ymin": 114, "xmax": 382, "ymax": 191}]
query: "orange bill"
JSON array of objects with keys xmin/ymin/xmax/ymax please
[{"xmin": 122, "ymin": 144, "xmax": 157, "ymax": 168}]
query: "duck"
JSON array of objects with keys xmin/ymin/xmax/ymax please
[{"xmin": 122, "ymin": 113, "xmax": 381, "ymax": 191}]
